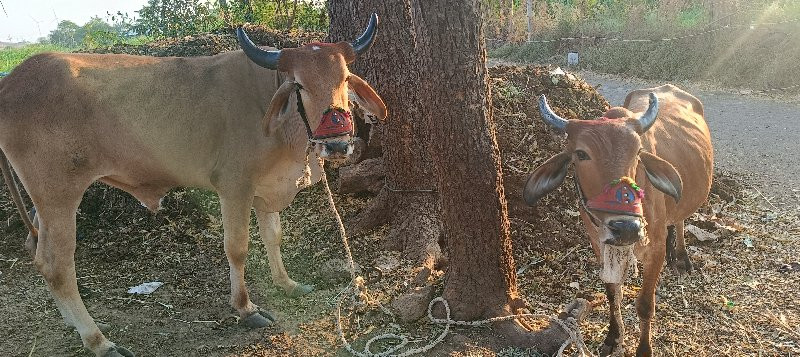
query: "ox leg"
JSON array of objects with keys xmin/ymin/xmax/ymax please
[
  {"xmin": 635, "ymin": 227, "xmax": 667, "ymax": 357},
  {"xmin": 601, "ymin": 282, "xmax": 625, "ymax": 356},
  {"xmin": 253, "ymin": 198, "xmax": 313, "ymax": 297},
  {"xmin": 34, "ymin": 196, "xmax": 132, "ymax": 357},
  {"xmin": 219, "ymin": 193, "xmax": 275, "ymax": 328}
]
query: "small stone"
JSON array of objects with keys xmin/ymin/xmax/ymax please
[
  {"xmin": 390, "ymin": 286, "xmax": 434, "ymax": 323},
  {"xmin": 373, "ymin": 253, "xmax": 400, "ymax": 272},
  {"xmin": 319, "ymin": 258, "xmax": 361, "ymax": 281}
]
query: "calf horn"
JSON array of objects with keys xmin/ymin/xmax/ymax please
[
  {"xmin": 538, "ymin": 94, "xmax": 568, "ymax": 131},
  {"xmin": 237, "ymin": 27, "xmax": 282, "ymax": 70},
  {"xmin": 351, "ymin": 13, "xmax": 379, "ymax": 55},
  {"xmin": 638, "ymin": 92, "xmax": 660, "ymax": 132}
]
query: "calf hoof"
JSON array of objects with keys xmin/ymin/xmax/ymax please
[
  {"xmin": 635, "ymin": 343, "xmax": 653, "ymax": 357},
  {"xmin": 669, "ymin": 253, "xmax": 694, "ymax": 275},
  {"xmin": 240, "ymin": 310, "xmax": 276, "ymax": 328},
  {"xmin": 102, "ymin": 345, "xmax": 135, "ymax": 357},
  {"xmin": 600, "ymin": 343, "xmax": 625, "ymax": 356},
  {"xmin": 288, "ymin": 283, "xmax": 314, "ymax": 298}
]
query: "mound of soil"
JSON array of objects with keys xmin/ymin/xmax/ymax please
[{"xmin": 489, "ymin": 65, "xmax": 608, "ymax": 253}]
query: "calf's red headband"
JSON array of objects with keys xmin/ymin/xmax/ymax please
[{"xmin": 586, "ymin": 177, "xmax": 645, "ymax": 217}]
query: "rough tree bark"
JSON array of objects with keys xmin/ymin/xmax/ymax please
[
  {"xmin": 411, "ymin": 0, "xmax": 587, "ymax": 353},
  {"xmin": 328, "ymin": 2, "xmax": 443, "ymax": 267},
  {"xmin": 329, "ymin": 0, "xmax": 587, "ymax": 353}
]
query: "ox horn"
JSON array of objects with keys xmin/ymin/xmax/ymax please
[
  {"xmin": 351, "ymin": 13, "xmax": 379, "ymax": 55},
  {"xmin": 637, "ymin": 93, "xmax": 660, "ymax": 132},
  {"xmin": 237, "ymin": 27, "xmax": 281, "ymax": 70},
  {"xmin": 538, "ymin": 94, "xmax": 568, "ymax": 131}
]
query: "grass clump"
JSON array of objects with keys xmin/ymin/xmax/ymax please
[{"xmin": 0, "ymin": 44, "xmax": 72, "ymax": 73}]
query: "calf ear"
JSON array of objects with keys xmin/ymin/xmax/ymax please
[
  {"xmin": 523, "ymin": 152, "xmax": 572, "ymax": 206},
  {"xmin": 640, "ymin": 151, "xmax": 683, "ymax": 202},
  {"xmin": 347, "ymin": 74, "xmax": 387, "ymax": 121},
  {"xmin": 264, "ymin": 81, "xmax": 299, "ymax": 135}
]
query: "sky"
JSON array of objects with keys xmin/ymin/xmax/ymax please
[{"xmin": 0, "ymin": 0, "xmax": 149, "ymax": 43}]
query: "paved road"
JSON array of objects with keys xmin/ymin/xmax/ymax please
[{"xmin": 578, "ymin": 72, "xmax": 800, "ymax": 213}]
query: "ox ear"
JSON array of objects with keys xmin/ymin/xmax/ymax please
[
  {"xmin": 523, "ymin": 152, "xmax": 572, "ymax": 206},
  {"xmin": 264, "ymin": 81, "xmax": 299, "ymax": 134},
  {"xmin": 347, "ymin": 74, "xmax": 387, "ymax": 121},
  {"xmin": 640, "ymin": 151, "xmax": 683, "ymax": 202}
]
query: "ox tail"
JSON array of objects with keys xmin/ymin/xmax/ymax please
[{"xmin": 0, "ymin": 150, "xmax": 38, "ymax": 238}]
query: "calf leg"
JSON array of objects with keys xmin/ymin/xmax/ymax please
[
  {"xmin": 635, "ymin": 227, "xmax": 667, "ymax": 357},
  {"xmin": 601, "ymin": 282, "xmax": 625, "ymax": 356},
  {"xmin": 672, "ymin": 221, "xmax": 692, "ymax": 274},
  {"xmin": 219, "ymin": 192, "xmax": 275, "ymax": 328},
  {"xmin": 253, "ymin": 198, "xmax": 313, "ymax": 297},
  {"xmin": 666, "ymin": 222, "xmax": 692, "ymax": 274},
  {"xmin": 34, "ymin": 194, "xmax": 132, "ymax": 356}
]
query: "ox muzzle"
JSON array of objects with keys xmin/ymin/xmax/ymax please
[{"xmin": 314, "ymin": 106, "xmax": 355, "ymax": 159}]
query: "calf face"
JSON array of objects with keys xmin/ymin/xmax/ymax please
[{"xmin": 524, "ymin": 94, "xmax": 682, "ymax": 252}]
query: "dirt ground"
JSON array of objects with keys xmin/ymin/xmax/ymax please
[{"xmin": 0, "ymin": 62, "xmax": 798, "ymax": 357}]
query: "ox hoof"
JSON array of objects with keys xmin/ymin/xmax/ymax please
[
  {"xmin": 240, "ymin": 310, "xmax": 276, "ymax": 329},
  {"xmin": 288, "ymin": 283, "xmax": 314, "ymax": 298},
  {"xmin": 102, "ymin": 345, "xmax": 135, "ymax": 357}
]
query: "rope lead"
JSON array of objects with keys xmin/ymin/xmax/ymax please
[{"xmin": 318, "ymin": 162, "xmax": 591, "ymax": 356}]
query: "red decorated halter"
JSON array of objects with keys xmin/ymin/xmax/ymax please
[
  {"xmin": 313, "ymin": 106, "xmax": 354, "ymax": 140},
  {"xmin": 586, "ymin": 177, "xmax": 645, "ymax": 217}
]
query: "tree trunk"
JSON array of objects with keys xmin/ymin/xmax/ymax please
[
  {"xmin": 411, "ymin": 0, "xmax": 515, "ymax": 322},
  {"xmin": 411, "ymin": 0, "xmax": 588, "ymax": 353},
  {"xmin": 327, "ymin": 1, "xmax": 443, "ymax": 267},
  {"xmin": 328, "ymin": 1, "xmax": 589, "ymax": 353}
]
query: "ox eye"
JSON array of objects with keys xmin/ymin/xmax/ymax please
[{"xmin": 575, "ymin": 150, "xmax": 591, "ymax": 161}]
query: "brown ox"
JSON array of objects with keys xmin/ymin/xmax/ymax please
[
  {"xmin": 523, "ymin": 85, "xmax": 713, "ymax": 356},
  {"xmin": 0, "ymin": 15, "xmax": 386, "ymax": 357}
]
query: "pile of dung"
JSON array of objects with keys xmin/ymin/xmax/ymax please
[
  {"xmin": 82, "ymin": 25, "xmax": 325, "ymax": 56},
  {"xmin": 489, "ymin": 65, "xmax": 609, "ymax": 252}
]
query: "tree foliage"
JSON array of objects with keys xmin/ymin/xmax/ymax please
[
  {"xmin": 133, "ymin": 0, "xmax": 222, "ymax": 38},
  {"xmin": 47, "ymin": 16, "xmax": 135, "ymax": 48}
]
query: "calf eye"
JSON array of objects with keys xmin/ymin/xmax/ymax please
[{"xmin": 575, "ymin": 150, "xmax": 591, "ymax": 161}]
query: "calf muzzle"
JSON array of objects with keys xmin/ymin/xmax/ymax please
[{"xmin": 605, "ymin": 219, "xmax": 643, "ymax": 246}]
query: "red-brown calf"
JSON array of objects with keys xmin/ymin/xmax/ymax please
[{"xmin": 524, "ymin": 84, "xmax": 713, "ymax": 356}]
